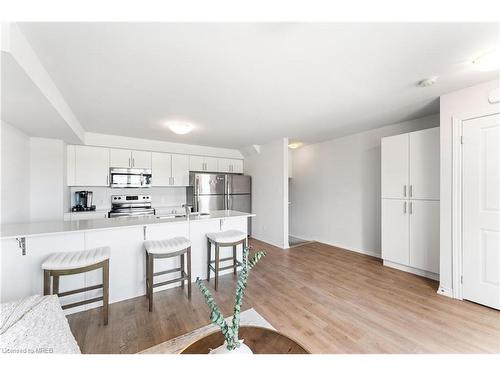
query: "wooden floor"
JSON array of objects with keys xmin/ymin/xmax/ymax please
[{"xmin": 67, "ymin": 239, "xmax": 500, "ymax": 354}]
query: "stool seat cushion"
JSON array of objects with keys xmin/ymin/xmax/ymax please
[
  {"xmin": 42, "ymin": 247, "xmax": 110, "ymax": 271},
  {"xmin": 144, "ymin": 236, "xmax": 191, "ymax": 255},
  {"xmin": 207, "ymin": 230, "xmax": 246, "ymax": 244}
]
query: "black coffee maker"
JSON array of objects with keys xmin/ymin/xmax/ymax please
[{"xmin": 72, "ymin": 191, "xmax": 96, "ymax": 212}]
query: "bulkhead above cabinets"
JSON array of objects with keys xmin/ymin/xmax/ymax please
[{"xmin": 66, "ymin": 145, "xmax": 244, "ymax": 187}]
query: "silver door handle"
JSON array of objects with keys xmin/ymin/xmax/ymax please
[
  {"xmin": 403, "ymin": 201, "xmax": 407, "ymax": 214},
  {"xmin": 132, "ymin": 158, "xmax": 135, "ymax": 167},
  {"xmin": 172, "ymin": 177, "xmax": 175, "ymax": 185},
  {"xmin": 409, "ymin": 185, "xmax": 413, "ymax": 198},
  {"xmin": 403, "ymin": 185, "xmax": 407, "ymax": 197},
  {"xmin": 409, "ymin": 202, "xmax": 413, "ymax": 214},
  {"xmin": 106, "ymin": 174, "xmax": 109, "ymax": 186}
]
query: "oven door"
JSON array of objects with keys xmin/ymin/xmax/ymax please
[{"xmin": 110, "ymin": 168, "xmax": 152, "ymax": 188}]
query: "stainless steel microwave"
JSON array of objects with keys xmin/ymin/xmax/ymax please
[{"xmin": 109, "ymin": 168, "xmax": 152, "ymax": 188}]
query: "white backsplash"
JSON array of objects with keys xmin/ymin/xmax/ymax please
[{"xmin": 69, "ymin": 186, "xmax": 188, "ymax": 212}]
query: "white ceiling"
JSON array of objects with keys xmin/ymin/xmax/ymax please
[{"xmin": 16, "ymin": 23, "xmax": 500, "ymax": 148}]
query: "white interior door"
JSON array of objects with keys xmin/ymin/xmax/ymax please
[
  {"xmin": 381, "ymin": 199, "xmax": 409, "ymax": 265},
  {"xmin": 462, "ymin": 113, "xmax": 500, "ymax": 309},
  {"xmin": 151, "ymin": 152, "xmax": 172, "ymax": 186},
  {"xmin": 409, "ymin": 127, "xmax": 440, "ymax": 200},
  {"xmin": 381, "ymin": 133, "xmax": 409, "ymax": 199},
  {"xmin": 409, "ymin": 200, "xmax": 440, "ymax": 273}
]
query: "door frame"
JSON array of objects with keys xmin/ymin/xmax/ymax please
[{"xmin": 451, "ymin": 109, "xmax": 500, "ymax": 300}]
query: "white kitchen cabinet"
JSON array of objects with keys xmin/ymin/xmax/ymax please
[
  {"xmin": 381, "ymin": 133, "xmax": 408, "ymax": 199},
  {"xmin": 152, "ymin": 152, "xmax": 189, "ymax": 186},
  {"xmin": 409, "ymin": 200, "xmax": 440, "ymax": 273},
  {"xmin": 381, "ymin": 127, "xmax": 440, "ymax": 278},
  {"xmin": 189, "ymin": 155, "xmax": 219, "ymax": 172},
  {"xmin": 132, "ymin": 150, "xmax": 151, "ymax": 169},
  {"xmin": 171, "ymin": 154, "xmax": 189, "ymax": 186},
  {"xmin": 409, "ymin": 128, "xmax": 440, "ymax": 200},
  {"xmin": 109, "ymin": 148, "xmax": 151, "ymax": 169},
  {"xmin": 151, "ymin": 152, "xmax": 172, "ymax": 186},
  {"xmin": 109, "ymin": 148, "xmax": 132, "ymax": 168},
  {"xmin": 74, "ymin": 146, "xmax": 110, "ymax": 186},
  {"xmin": 381, "ymin": 199, "xmax": 409, "ymax": 266},
  {"xmin": 218, "ymin": 158, "xmax": 244, "ymax": 173}
]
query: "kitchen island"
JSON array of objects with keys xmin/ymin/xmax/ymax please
[{"xmin": 0, "ymin": 210, "xmax": 254, "ymax": 314}]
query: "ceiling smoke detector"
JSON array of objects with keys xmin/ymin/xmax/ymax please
[{"xmin": 418, "ymin": 76, "xmax": 438, "ymax": 87}]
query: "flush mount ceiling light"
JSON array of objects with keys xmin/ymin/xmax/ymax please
[
  {"xmin": 165, "ymin": 121, "xmax": 195, "ymax": 135},
  {"xmin": 472, "ymin": 49, "xmax": 500, "ymax": 71},
  {"xmin": 288, "ymin": 142, "xmax": 303, "ymax": 149},
  {"xmin": 418, "ymin": 76, "xmax": 438, "ymax": 87}
]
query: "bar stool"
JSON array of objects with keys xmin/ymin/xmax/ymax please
[
  {"xmin": 206, "ymin": 230, "xmax": 247, "ymax": 291},
  {"xmin": 42, "ymin": 246, "xmax": 110, "ymax": 325},
  {"xmin": 144, "ymin": 237, "xmax": 192, "ymax": 312}
]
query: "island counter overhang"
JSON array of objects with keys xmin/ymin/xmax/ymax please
[{"xmin": 0, "ymin": 210, "xmax": 254, "ymax": 315}]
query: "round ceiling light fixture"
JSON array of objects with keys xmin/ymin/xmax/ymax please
[
  {"xmin": 288, "ymin": 141, "xmax": 303, "ymax": 149},
  {"xmin": 165, "ymin": 120, "xmax": 195, "ymax": 135},
  {"xmin": 472, "ymin": 49, "xmax": 500, "ymax": 72},
  {"xmin": 418, "ymin": 76, "xmax": 438, "ymax": 87}
]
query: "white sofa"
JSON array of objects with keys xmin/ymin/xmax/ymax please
[{"xmin": 0, "ymin": 295, "xmax": 80, "ymax": 354}]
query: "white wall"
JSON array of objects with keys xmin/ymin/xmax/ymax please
[
  {"xmin": 244, "ymin": 138, "xmax": 289, "ymax": 249},
  {"xmin": 29, "ymin": 137, "xmax": 66, "ymax": 222},
  {"xmin": 439, "ymin": 79, "xmax": 500, "ymax": 296},
  {"xmin": 290, "ymin": 114, "xmax": 439, "ymax": 257},
  {"xmin": 0, "ymin": 121, "xmax": 31, "ymax": 224}
]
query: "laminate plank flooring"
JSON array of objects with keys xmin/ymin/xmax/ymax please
[{"xmin": 67, "ymin": 239, "xmax": 500, "ymax": 354}]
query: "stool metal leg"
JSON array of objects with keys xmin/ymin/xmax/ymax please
[
  {"xmin": 187, "ymin": 246, "xmax": 192, "ymax": 299},
  {"xmin": 43, "ymin": 270, "xmax": 51, "ymax": 296},
  {"xmin": 148, "ymin": 254, "xmax": 154, "ymax": 312},
  {"xmin": 215, "ymin": 244, "xmax": 220, "ymax": 291},
  {"xmin": 233, "ymin": 245, "xmax": 237, "ymax": 275},
  {"xmin": 103, "ymin": 259, "xmax": 109, "ymax": 325},
  {"xmin": 206, "ymin": 238, "xmax": 211, "ymax": 281}
]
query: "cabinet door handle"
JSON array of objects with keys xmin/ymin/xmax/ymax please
[
  {"xmin": 409, "ymin": 185, "xmax": 413, "ymax": 198},
  {"xmin": 409, "ymin": 202, "xmax": 413, "ymax": 214},
  {"xmin": 403, "ymin": 201, "xmax": 407, "ymax": 214},
  {"xmin": 172, "ymin": 177, "xmax": 175, "ymax": 185},
  {"xmin": 128, "ymin": 157, "xmax": 131, "ymax": 167},
  {"xmin": 403, "ymin": 185, "xmax": 407, "ymax": 197},
  {"xmin": 106, "ymin": 174, "xmax": 109, "ymax": 186}
]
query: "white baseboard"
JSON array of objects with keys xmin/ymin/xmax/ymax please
[
  {"xmin": 315, "ymin": 238, "xmax": 381, "ymax": 258},
  {"xmin": 249, "ymin": 235, "xmax": 287, "ymax": 250},
  {"xmin": 437, "ymin": 285, "xmax": 453, "ymax": 298},
  {"xmin": 383, "ymin": 260, "xmax": 439, "ymax": 281}
]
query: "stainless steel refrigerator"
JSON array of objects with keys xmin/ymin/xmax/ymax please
[{"xmin": 187, "ymin": 172, "xmax": 252, "ymax": 235}]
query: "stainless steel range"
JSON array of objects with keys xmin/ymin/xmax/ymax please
[{"xmin": 108, "ymin": 195, "xmax": 155, "ymax": 218}]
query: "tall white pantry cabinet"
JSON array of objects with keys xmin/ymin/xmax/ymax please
[{"xmin": 381, "ymin": 127, "xmax": 440, "ymax": 279}]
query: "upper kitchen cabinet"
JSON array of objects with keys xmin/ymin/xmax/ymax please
[
  {"xmin": 381, "ymin": 127, "xmax": 439, "ymax": 200},
  {"xmin": 381, "ymin": 133, "xmax": 409, "ymax": 199},
  {"xmin": 109, "ymin": 148, "xmax": 151, "ymax": 169},
  {"xmin": 152, "ymin": 152, "xmax": 189, "ymax": 186},
  {"xmin": 409, "ymin": 127, "xmax": 440, "ymax": 200},
  {"xmin": 218, "ymin": 158, "xmax": 243, "ymax": 173},
  {"xmin": 67, "ymin": 145, "xmax": 110, "ymax": 186},
  {"xmin": 189, "ymin": 155, "xmax": 219, "ymax": 172}
]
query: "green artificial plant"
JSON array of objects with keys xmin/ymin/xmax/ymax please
[{"xmin": 196, "ymin": 246, "xmax": 266, "ymax": 351}]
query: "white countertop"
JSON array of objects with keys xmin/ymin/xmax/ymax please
[{"xmin": 0, "ymin": 210, "xmax": 255, "ymax": 240}]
